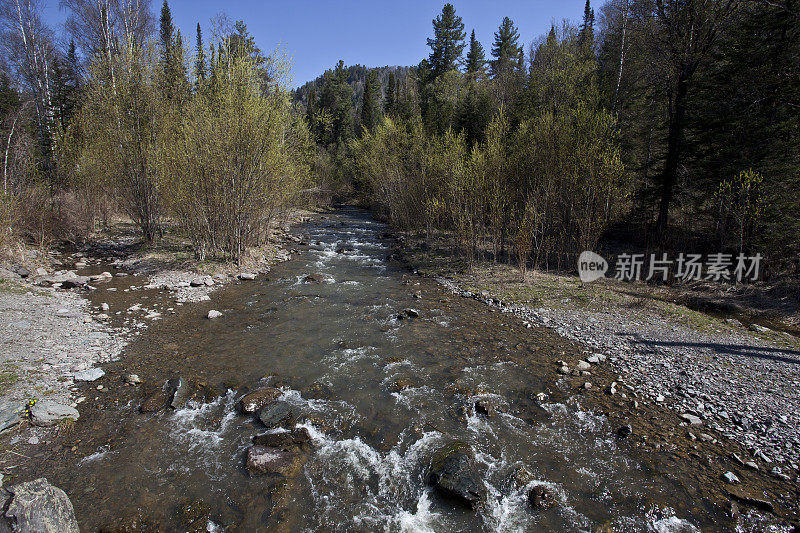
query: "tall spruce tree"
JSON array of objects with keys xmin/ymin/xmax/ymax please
[
  {"xmin": 385, "ymin": 71, "xmax": 397, "ymax": 116},
  {"xmin": 194, "ymin": 23, "xmax": 206, "ymax": 88},
  {"xmin": 465, "ymin": 29, "xmax": 487, "ymax": 79},
  {"xmin": 159, "ymin": 0, "xmax": 174, "ymax": 69},
  {"xmin": 426, "ymin": 4, "xmax": 466, "ymax": 78},
  {"xmin": 360, "ymin": 70, "xmax": 381, "ymax": 133},
  {"xmin": 491, "ymin": 17, "xmax": 522, "ymax": 78},
  {"xmin": 579, "ymin": 0, "xmax": 595, "ymax": 48}
]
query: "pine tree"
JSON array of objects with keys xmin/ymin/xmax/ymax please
[
  {"xmin": 159, "ymin": 0, "xmax": 174, "ymax": 69},
  {"xmin": 491, "ymin": 17, "xmax": 522, "ymax": 78},
  {"xmin": 426, "ymin": 3, "xmax": 466, "ymax": 78},
  {"xmin": 465, "ymin": 29, "xmax": 487, "ymax": 79},
  {"xmin": 579, "ymin": 0, "xmax": 595, "ymax": 48},
  {"xmin": 194, "ymin": 23, "xmax": 206, "ymax": 88},
  {"xmin": 385, "ymin": 71, "xmax": 397, "ymax": 116},
  {"xmin": 305, "ymin": 87, "xmax": 317, "ymax": 140},
  {"xmin": 360, "ymin": 70, "xmax": 381, "ymax": 133}
]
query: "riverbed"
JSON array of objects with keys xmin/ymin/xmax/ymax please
[{"xmin": 7, "ymin": 208, "xmax": 781, "ymax": 531}]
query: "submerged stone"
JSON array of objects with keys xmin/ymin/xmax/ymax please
[
  {"xmin": 239, "ymin": 388, "xmax": 282, "ymax": 414},
  {"xmin": 428, "ymin": 440, "xmax": 485, "ymax": 509},
  {"xmin": 246, "ymin": 446, "xmax": 302, "ymax": 476},
  {"xmin": 258, "ymin": 401, "xmax": 296, "ymax": 429}
]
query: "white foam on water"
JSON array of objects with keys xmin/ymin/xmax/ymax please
[
  {"xmin": 649, "ymin": 516, "xmax": 700, "ymax": 533},
  {"xmin": 78, "ymin": 445, "xmax": 111, "ymax": 465},
  {"xmin": 391, "ymin": 489, "xmax": 438, "ymax": 533},
  {"xmin": 170, "ymin": 390, "xmax": 237, "ymax": 451}
]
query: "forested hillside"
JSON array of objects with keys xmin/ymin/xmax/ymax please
[{"xmin": 302, "ymin": 1, "xmax": 800, "ymax": 279}]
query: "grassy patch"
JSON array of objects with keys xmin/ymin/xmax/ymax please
[
  {"xmin": 0, "ymin": 278, "xmax": 28, "ymax": 295},
  {"xmin": 0, "ymin": 370, "xmax": 19, "ymax": 392}
]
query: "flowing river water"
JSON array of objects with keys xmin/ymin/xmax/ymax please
[{"xmin": 29, "ymin": 208, "xmax": 743, "ymax": 531}]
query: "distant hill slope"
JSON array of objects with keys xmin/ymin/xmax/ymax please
[{"xmin": 292, "ymin": 65, "xmax": 412, "ymax": 109}]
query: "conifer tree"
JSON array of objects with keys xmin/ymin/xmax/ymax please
[
  {"xmin": 360, "ymin": 70, "xmax": 381, "ymax": 133},
  {"xmin": 491, "ymin": 17, "xmax": 522, "ymax": 78},
  {"xmin": 159, "ymin": 0, "xmax": 174, "ymax": 69},
  {"xmin": 385, "ymin": 71, "xmax": 397, "ymax": 116},
  {"xmin": 426, "ymin": 3, "xmax": 466, "ymax": 78},
  {"xmin": 194, "ymin": 23, "xmax": 206, "ymax": 87},
  {"xmin": 579, "ymin": 0, "xmax": 595, "ymax": 48},
  {"xmin": 465, "ymin": 29, "xmax": 487, "ymax": 79}
]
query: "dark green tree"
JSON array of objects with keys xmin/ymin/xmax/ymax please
[
  {"xmin": 426, "ymin": 3, "xmax": 466, "ymax": 78},
  {"xmin": 194, "ymin": 23, "xmax": 206, "ymax": 88},
  {"xmin": 384, "ymin": 70, "xmax": 397, "ymax": 116},
  {"xmin": 360, "ymin": 69, "xmax": 381, "ymax": 133},
  {"xmin": 159, "ymin": 0, "xmax": 174, "ymax": 69},
  {"xmin": 318, "ymin": 60, "xmax": 354, "ymax": 147},
  {"xmin": 490, "ymin": 17, "xmax": 522, "ymax": 78},
  {"xmin": 579, "ymin": 0, "xmax": 595, "ymax": 48},
  {"xmin": 465, "ymin": 29, "xmax": 487, "ymax": 79}
]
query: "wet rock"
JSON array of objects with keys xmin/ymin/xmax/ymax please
[
  {"xmin": 238, "ymin": 272, "xmax": 256, "ymax": 280},
  {"xmin": 123, "ymin": 374, "xmax": 142, "ymax": 386},
  {"xmin": 177, "ymin": 499, "xmax": 211, "ymax": 532},
  {"xmin": 239, "ymin": 388, "xmax": 282, "ymax": 414},
  {"xmin": 246, "ymin": 446, "xmax": 302, "ymax": 476},
  {"xmin": 206, "ymin": 310, "xmax": 223, "ymax": 319},
  {"xmin": 616, "ymin": 424, "xmax": 632, "ymax": 438},
  {"xmin": 0, "ymin": 403, "xmax": 22, "ymax": 433},
  {"xmin": 722, "ymin": 471, "xmax": 740, "ymax": 484},
  {"xmin": 527, "ymin": 484, "xmax": 556, "ymax": 510},
  {"xmin": 727, "ymin": 489, "xmax": 774, "ymax": 512},
  {"xmin": 428, "ymin": 440, "xmax": 485, "ymax": 510},
  {"xmin": 169, "ymin": 378, "xmax": 194, "ymax": 409},
  {"xmin": 403, "ymin": 308, "xmax": 420, "ymax": 318},
  {"xmin": 89, "ymin": 272, "xmax": 112, "ymax": 282},
  {"xmin": 303, "ymin": 274, "xmax": 327, "ymax": 284},
  {"xmin": 3, "ymin": 478, "xmax": 79, "ymax": 533},
  {"xmin": 681, "ymin": 413, "xmax": 703, "ymax": 425},
  {"xmin": 474, "ymin": 397, "xmax": 501, "ymax": 417},
  {"xmin": 74, "ymin": 368, "xmax": 105, "ymax": 382},
  {"xmin": 140, "ymin": 390, "xmax": 168, "ymax": 413},
  {"xmin": 389, "ymin": 378, "xmax": 415, "ymax": 393},
  {"xmin": 258, "ymin": 401, "xmax": 296, "ymax": 429},
  {"xmin": 30, "ymin": 401, "xmax": 79, "ymax": 427},
  {"xmin": 252, "ymin": 427, "xmax": 312, "ymax": 449}
]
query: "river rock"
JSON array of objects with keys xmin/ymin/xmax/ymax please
[
  {"xmin": 238, "ymin": 272, "xmax": 256, "ymax": 280},
  {"xmin": 123, "ymin": 374, "xmax": 142, "ymax": 386},
  {"xmin": 575, "ymin": 360, "xmax": 591, "ymax": 371},
  {"xmin": 681, "ymin": 413, "xmax": 703, "ymax": 425},
  {"xmin": 616, "ymin": 424, "xmax": 632, "ymax": 438},
  {"xmin": 168, "ymin": 378, "xmax": 193, "ymax": 409},
  {"xmin": 527, "ymin": 484, "xmax": 556, "ymax": 510},
  {"xmin": 2, "ymin": 478, "xmax": 79, "ymax": 533},
  {"xmin": 190, "ymin": 276, "xmax": 213, "ymax": 287},
  {"xmin": 0, "ymin": 403, "xmax": 22, "ymax": 433},
  {"xmin": 303, "ymin": 273, "xmax": 327, "ymax": 283},
  {"xmin": 428, "ymin": 440, "xmax": 485, "ymax": 509},
  {"xmin": 29, "ymin": 401, "xmax": 79, "ymax": 427},
  {"xmin": 246, "ymin": 446, "xmax": 302, "ymax": 476},
  {"xmin": 206, "ymin": 310, "xmax": 223, "ymax": 319},
  {"xmin": 474, "ymin": 396, "xmax": 501, "ymax": 417},
  {"xmin": 239, "ymin": 388, "xmax": 282, "ymax": 414},
  {"xmin": 89, "ymin": 272, "xmax": 112, "ymax": 282},
  {"xmin": 74, "ymin": 368, "xmax": 105, "ymax": 382},
  {"xmin": 252, "ymin": 427, "xmax": 312, "ymax": 450},
  {"xmin": 140, "ymin": 390, "xmax": 167, "ymax": 413},
  {"xmin": 722, "ymin": 471, "xmax": 740, "ymax": 484},
  {"xmin": 403, "ymin": 308, "xmax": 420, "ymax": 318},
  {"xmin": 258, "ymin": 401, "xmax": 296, "ymax": 429}
]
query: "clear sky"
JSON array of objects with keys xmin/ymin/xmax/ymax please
[{"xmin": 43, "ymin": 0, "xmax": 589, "ymax": 87}]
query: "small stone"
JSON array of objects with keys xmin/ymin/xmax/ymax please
[
  {"xmin": 74, "ymin": 368, "xmax": 105, "ymax": 382},
  {"xmin": 258, "ymin": 401, "xmax": 296, "ymax": 429},
  {"xmin": 617, "ymin": 424, "xmax": 632, "ymax": 438},
  {"xmin": 681, "ymin": 413, "xmax": 703, "ymax": 425},
  {"xmin": 582, "ymin": 382, "xmax": 592, "ymax": 390},
  {"xmin": 575, "ymin": 361, "xmax": 591, "ymax": 371},
  {"xmin": 558, "ymin": 365, "xmax": 570, "ymax": 375},
  {"xmin": 238, "ymin": 272, "xmax": 256, "ymax": 280},
  {"xmin": 207, "ymin": 310, "xmax": 223, "ymax": 319},
  {"xmin": 239, "ymin": 388, "xmax": 282, "ymax": 414},
  {"xmin": 722, "ymin": 471, "xmax": 740, "ymax": 484},
  {"xmin": 123, "ymin": 374, "xmax": 142, "ymax": 386},
  {"xmin": 403, "ymin": 308, "xmax": 420, "ymax": 318},
  {"xmin": 246, "ymin": 446, "xmax": 302, "ymax": 476}
]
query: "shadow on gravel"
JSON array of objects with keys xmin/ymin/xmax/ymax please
[{"xmin": 618, "ymin": 333, "xmax": 800, "ymax": 365}]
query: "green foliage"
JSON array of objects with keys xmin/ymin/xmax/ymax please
[
  {"xmin": 426, "ymin": 3, "xmax": 466, "ymax": 78},
  {"xmin": 360, "ymin": 70, "xmax": 381, "ymax": 133},
  {"xmin": 490, "ymin": 17, "xmax": 522, "ymax": 78},
  {"xmin": 465, "ymin": 30, "xmax": 487, "ymax": 79}
]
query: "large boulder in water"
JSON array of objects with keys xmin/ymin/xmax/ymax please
[
  {"xmin": 239, "ymin": 388, "xmax": 282, "ymax": 414},
  {"xmin": 253, "ymin": 427, "xmax": 312, "ymax": 450},
  {"xmin": 258, "ymin": 401, "xmax": 296, "ymax": 429},
  {"xmin": 2, "ymin": 478, "xmax": 79, "ymax": 532},
  {"xmin": 428, "ymin": 440, "xmax": 485, "ymax": 509},
  {"xmin": 246, "ymin": 446, "xmax": 302, "ymax": 477}
]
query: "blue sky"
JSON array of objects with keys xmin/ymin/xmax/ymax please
[{"xmin": 43, "ymin": 0, "xmax": 588, "ymax": 87}]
